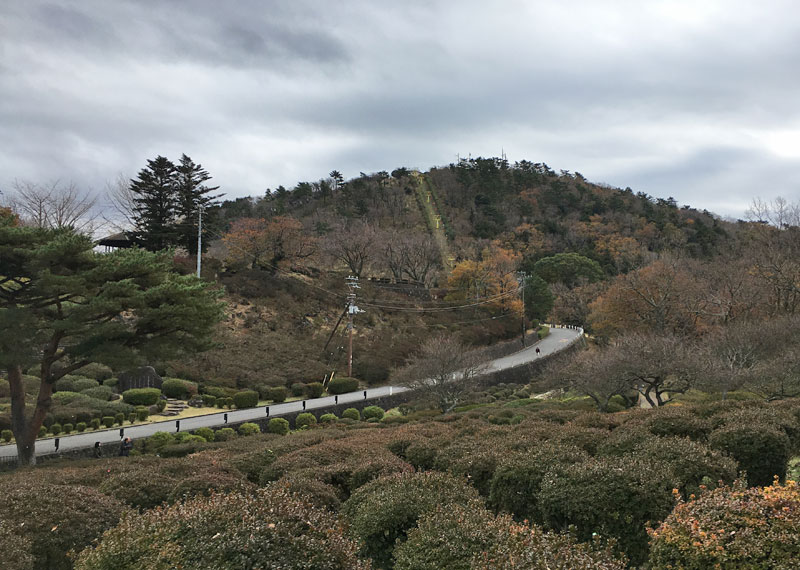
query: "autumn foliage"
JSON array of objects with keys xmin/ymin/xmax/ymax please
[{"xmin": 222, "ymin": 216, "xmax": 316, "ymax": 271}]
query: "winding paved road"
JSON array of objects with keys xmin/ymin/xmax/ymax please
[{"xmin": 0, "ymin": 326, "xmax": 581, "ymax": 462}]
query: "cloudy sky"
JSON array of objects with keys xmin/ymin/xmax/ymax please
[{"xmin": 2, "ymin": 0, "xmax": 799, "ymax": 218}]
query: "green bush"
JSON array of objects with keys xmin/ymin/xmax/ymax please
[
  {"xmin": 268, "ymin": 418, "xmax": 290, "ymax": 435},
  {"xmin": 362, "ymin": 405, "xmax": 385, "ymax": 421},
  {"xmin": 76, "ymin": 422, "xmax": 87, "ymax": 433},
  {"xmin": 646, "ymin": 408, "xmax": 712, "ymax": 441},
  {"xmin": 290, "ymin": 382, "xmax": 306, "ymax": 397},
  {"xmin": 232, "ymin": 390, "xmax": 259, "ymax": 409},
  {"xmin": 295, "ymin": 412, "xmax": 317, "ymax": 428},
  {"xmin": 144, "ymin": 431, "xmax": 175, "ymax": 451},
  {"xmin": 1, "ymin": 429, "xmax": 12, "ymax": 442},
  {"xmin": 327, "ymin": 376, "xmax": 359, "ymax": 395},
  {"xmin": 320, "ymin": 413, "xmax": 338, "ymax": 423},
  {"xmin": 73, "ymin": 486, "xmax": 368, "ymax": 570},
  {"xmin": 114, "ymin": 413, "xmax": 125, "ymax": 426},
  {"xmin": 214, "ymin": 427, "xmax": 237, "ymax": 442},
  {"xmin": 267, "ymin": 386, "xmax": 287, "ymax": 403},
  {"xmin": 193, "ymin": 427, "xmax": 215, "ymax": 442},
  {"xmin": 62, "ymin": 423, "xmax": 73, "ymax": 434},
  {"xmin": 121, "ymin": 388, "xmax": 162, "ymax": 406},
  {"xmin": 38, "ymin": 426, "xmax": 47, "ymax": 438},
  {"xmin": 238, "ymin": 422, "xmax": 261, "ymax": 436},
  {"xmin": 343, "ymin": 471, "xmax": 481, "ymax": 569},
  {"xmin": 54, "ymin": 375, "xmax": 99, "ymax": 393},
  {"xmin": 224, "ymin": 397, "xmax": 234, "ymax": 408},
  {"xmin": 103, "ymin": 377, "xmax": 118, "ymax": 389},
  {"xmin": 127, "ymin": 412, "xmax": 137, "ymax": 424},
  {"xmin": 201, "ymin": 394, "xmax": 217, "ymax": 407},
  {"xmin": 81, "ymin": 386, "xmax": 114, "ymax": 401},
  {"xmin": 90, "ymin": 418, "xmax": 101, "ymax": 430},
  {"xmin": 161, "ymin": 378, "xmax": 195, "ymax": 399},
  {"xmin": 50, "ymin": 423, "xmax": 62, "ymax": 435},
  {"xmin": 649, "ymin": 480, "xmax": 800, "ymax": 569},
  {"xmin": 708, "ymin": 423, "xmax": 790, "ymax": 487},
  {"xmin": 76, "ymin": 363, "xmax": 113, "ymax": 381},
  {"xmin": 342, "ymin": 408, "xmax": 361, "ymax": 421},
  {"xmin": 51, "ymin": 391, "xmax": 86, "ymax": 405},
  {"xmin": 135, "ymin": 407, "xmax": 149, "ymax": 421},
  {"xmin": 215, "ymin": 399, "xmax": 225, "ymax": 408},
  {"xmin": 1, "ymin": 480, "xmax": 126, "ymax": 570},
  {"xmin": 306, "ymin": 382, "xmax": 324, "ymax": 398},
  {"xmin": 101, "ymin": 416, "xmax": 115, "ymax": 428}
]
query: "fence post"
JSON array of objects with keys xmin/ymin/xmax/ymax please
[{"xmin": 175, "ymin": 420, "xmax": 180, "ymax": 433}]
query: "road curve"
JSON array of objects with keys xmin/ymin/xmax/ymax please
[{"xmin": 0, "ymin": 327, "xmax": 582, "ymax": 461}]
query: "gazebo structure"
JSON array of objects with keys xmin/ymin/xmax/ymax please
[{"xmin": 96, "ymin": 232, "xmax": 135, "ymax": 252}]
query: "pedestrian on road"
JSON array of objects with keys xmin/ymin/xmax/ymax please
[
  {"xmin": 93, "ymin": 441, "xmax": 102, "ymax": 458},
  {"xmin": 119, "ymin": 437, "xmax": 133, "ymax": 457},
  {"xmin": 535, "ymin": 347, "xmax": 541, "ymax": 356}
]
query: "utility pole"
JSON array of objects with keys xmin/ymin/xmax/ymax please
[
  {"xmin": 196, "ymin": 207, "xmax": 203, "ymax": 278},
  {"xmin": 345, "ymin": 275, "xmax": 362, "ymax": 377},
  {"xmin": 518, "ymin": 272, "xmax": 528, "ymax": 346}
]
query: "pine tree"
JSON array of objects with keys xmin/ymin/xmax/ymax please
[
  {"xmin": 174, "ymin": 154, "xmax": 222, "ymax": 255},
  {"xmin": 130, "ymin": 155, "xmax": 178, "ymax": 251}
]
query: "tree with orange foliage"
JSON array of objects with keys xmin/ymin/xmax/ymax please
[
  {"xmin": 222, "ymin": 216, "xmax": 316, "ymax": 272},
  {"xmin": 447, "ymin": 245, "xmax": 521, "ymax": 314}
]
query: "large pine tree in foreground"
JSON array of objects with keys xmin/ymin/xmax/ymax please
[{"xmin": 0, "ymin": 219, "xmax": 224, "ymax": 465}]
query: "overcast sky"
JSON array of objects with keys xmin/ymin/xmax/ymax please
[{"xmin": 2, "ymin": 0, "xmax": 799, "ymax": 219}]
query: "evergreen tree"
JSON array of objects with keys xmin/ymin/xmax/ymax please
[
  {"xmin": 174, "ymin": 154, "xmax": 221, "ymax": 255},
  {"xmin": 0, "ymin": 225, "xmax": 224, "ymax": 465},
  {"xmin": 130, "ymin": 156, "xmax": 178, "ymax": 251}
]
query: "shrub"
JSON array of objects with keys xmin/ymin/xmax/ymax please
[
  {"xmin": 362, "ymin": 406, "xmax": 385, "ymax": 421},
  {"xmin": 238, "ymin": 422, "xmax": 261, "ymax": 436},
  {"xmin": 0, "ymin": 519, "xmax": 33, "ymax": 570},
  {"xmin": 90, "ymin": 418, "xmax": 101, "ymax": 430},
  {"xmin": 50, "ymin": 423, "xmax": 62, "ymax": 435},
  {"xmin": 144, "ymin": 431, "xmax": 175, "ymax": 452},
  {"xmin": 215, "ymin": 427, "xmax": 237, "ymax": 442},
  {"xmin": 161, "ymin": 378, "xmax": 194, "ymax": 399},
  {"xmin": 267, "ymin": 386, "xmax": 287, "ymax": 403},
  {"xmin": 76, "ymin": 363, "xmax": 113, "ymax": 381},
  {"xmin": 215, "ymin": 399, "xmax": 225, "ymax": 408},
  {"xmin": 201, "ymin": 394, "xmax": 217, "ymax": 407},
  {"xmin": 127, "ymin": 412, "xmax": 137, "ymax": 424},
  {"xmin": 305, "ymin": 381, "xmax": 325, "ymax": 398},
  {"xmin": 54, "ymin": 375, "xmax": 99, "ymax": 393},
  {"xmin": 81, "ymin": 385, "xmax": 114, "ymax": 401},
  {"xmin": 76, "ymin": 422, "xmax": 87, "ymax": 433},
  {"xmin": 294, "ymin": 412, "xmax": 316, "ymax": 429},
  {"xmin": 404, "ymin": 440, "xmax": 440, "ymax": 471},
  {"xmin": 193, "ymin": 427, "xmax": 215, "ymax": 442},
  {"xmin": 343, "ymin": 471, "xmax": 482, "ymax": 569},
  {"xmin": 646, "ymin": 407, "xmax": 712, "ymax": 441},
  {"xmin": 101, "ymin": 416, "xmax": 115, "ymax": 428},
  {"xmin": 1, "ymin": 479, "xmax": 125, "ymax": 570},
  {"xmin": 121, "ymin": 388, "xmax": 162, "ymax": 406},
  {"xmin": 233, "ymin": 390, "xmax": 259, "ymax": 409},
  {"xmin": 649, "ymin": 480, "xmax": 800, "ymax": 569},
  {"xmin": 327, "ymin": 376, "xmax": 359, "ymax": 394},
  {"xmin": 51, "ymin": 391, "xmax": 86, "ymax": 405},
  {"xmin": 320, "ymin": 413, "xmax": 338, "ymax": 423},
  {"xmin": 135, "ymin": 407, "xmax": 149, "ymax": 421},
  {"xmin": 224, "ymin": 397, "xmax": 234, "ymax": 408},
  {"xmin": 38, "ymin": 426, "xmax": 47, "ymax": 437},
  {"xmin": 114, "ymin": 412, "xmax": 125, "ymax": 426},
  {"xmin": 342, "ymin": 408, "xmax": 361, "ymax": 421},
  {"xmin": 62, "ymin": 423, "xmax": 73, "ymax": 434},
  {"xmin": 1, "ymin": 429, "xmax": 12, "ymax": 442},
  {"xmin": 269, "ymin": 418, "xmax": 290, "ymax": 435},
  {"xmin": 103, "ymin": 377, "xmax": 118, "ymax": 389},
  {"xmin": 708, "ymin": 423, "xmax": 790, "ymax": 487},
  {"xmin": 290, "ymin": 382, "xmax": 307, "ymax": 397},
  {"xmin": 74, "ymin": 486, "xmax": 368, "ymax": 570}
]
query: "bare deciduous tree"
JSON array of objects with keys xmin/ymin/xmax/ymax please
[
  {"xmin": 10, "ymin": 180, "xmax": 98, "ymax": 233},
  {"xmin": 382, "ymin": 230, "xmax": 441, "ymax": 286},
  {"xmin": 325, "ymin": 222, "xmax": 376, "ymax": 276},
  {"xmin": 394, "ymin": 335, "xmax": 487, "ymax": 412}
]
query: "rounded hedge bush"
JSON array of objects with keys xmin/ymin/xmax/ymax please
[
  {"xmin": 49, "ymin": 423, "xmax": 62, "ymax": 435},
  {"xmin": 76, "ymin": 363, "xmax": 113, "ymax": 381},
  {"xmin": 101, "ymin": 416, "xmax": 115, "ymax": 428},
  {"xmin": 1, "ymin": 429, "xmax": 12, "ymax": 442},
  {"xmin": 238, "ymin": 422, "xmax": 261, "ymax": 436},
  {"xmin": 306, "ymin": 382, "xmax": 324, "ymax": 398},
  {"xmin": 38, "ymin": 426, "xmax": 47, "ymax": 437},
  {"xmin": 62, "ymin": 423, "xmax": 73, "ymax": 434},
  {"xmin": 74, "ymin": 486, "xmax": 369, "ymax": 570},
  {"xmin": 76, "ymin": 422, "xmax": 87, "ymax": 433},
  {"xmin": 320, "ymin": 413, "xmax": 338, "ymax": 423},
  {"xmin": 290, "ymin": 382, "xmax": 306, "ymax": 397},
  {"xmin": 342, "ymin": 408, "xmax": 360, "ymax": 421},
  {"xmin": 708, "ymin": 423, "xmax": 790, "ymax": 487},
  {"xmin": 214, "ymin": 427, "xmax": 237, "ymax": 442},
  {"xmin": 90, "ymin": 418, "xmax": 101, "ymax": 430},
  {"xmin": 114, "ymin": 413, "xmax": 125, "ymax": 426},
  {"xmin": 201, "ymin": 394, "xmax": 217, "ymax": 407},
  {"xmin": 232, "ymin": 390, "xmax": 259, "ymax": 409},
  {"xmin": 362, "ymin": 406, "xmax": 385, "ymax": 421},
  {"xmin": 268, "ymin": 418, "xmax": 290, "ymax": 435},
  {"xmin": 193, "ymin": 427, "xmax": 215, "ymax": 442},
  {"xmin": 135, "ymin": 407, "xmax": 149, "ymax": 421},
  {"xmin": 121, "ymin": 388, "xmax": 162, "ymax": 406},
  {"xmin": 54, "ymin": 375, "xmax": 99, "ymax": 393},
  {"xmin": 295, "ymin": 412, "xmax": 317, "ymax": 429},
  {"xmin": 267, "ymin": 386, "xmax": 287, "ymax": 403},
  {"xmin": 343, "ymin": 471, "xmax": 481, "ymax": 568},
  {"xmin": 161, "ymin": 378, "xmax": 193, "ymax": 399},
  {"xmin": 649, "ymin": 480, "xmax": 800, "ymax": 569},
  {"xmin": 327, "ymin": 376, "xmax": 359, "ymax": 395}
]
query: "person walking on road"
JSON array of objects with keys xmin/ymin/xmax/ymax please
[
  {"xmin": 535, "ymin": 347, "xmax": 541, "ymax": 356},
  {"xmin": 119, "ymin": 437, "xmax": 133, "ymax": 457}
]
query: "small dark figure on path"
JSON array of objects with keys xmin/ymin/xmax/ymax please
[
  {"xmin": 535, "ymin": 347, "xmax": 541, "ymax": 356},
  {"xmin": 93, "ymin": 441, "xmax": 102, "ymax": 458},
  {"xmin": 119, "ymin": 437, "xmax": 133, "ymax": 457}
]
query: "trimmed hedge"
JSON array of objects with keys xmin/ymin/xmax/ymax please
[
  {"xmin": 295, "ymin": 412, "xmax": 317, "ymax": 428},
  {"xmin": 75, "ymin": 363, "xmax": 113, "ymax": 381},
  {"xmin": 327, "ymin": 376, "xmax": 359, "ymax": 395},
  {"xmin": 232, "ymin": 390, "xmax": 259, "ymax": 409},
  {"xmin": 342, "ymin": 408, "xmax": 361, "ymax": 421},
  {"xmin": 708, "ymin": 423, "xmax": 790, "ymax": 487},
  {"xmin": 122, "ymin": 388, "xmax": 162, "ymax": 406},
  {"xmin": 320, "ymin": 413, "xmax": 338, "ymax": 423},
  {"xmin": 362, "ymin": 406, "xmax": 385, "ymax": 421},
  {"xmin": 193, "ymin": 427, "xmax": 215, "ymax": 442},
  {"xmin": 161, "ymin": 378, "xmax": 197, "ymax": 399},
  {"xmin": 268, "ymin": 418, "xmax": 290, "ymax": 435},
  {"xmin": 81, "ymin": 386, "xmax": 114, "ymax": 401},
  {"xmin": 54, "ymin": 375, "xmax": 99, "ymax": 393},
  {"xmin": 306, "ymin": 382, "xmax": 324, "ymax": 398},
  {"xmin": 267, "ymin": 386, "xmax": 287, "ymax": 403},
  {"xmin": 238, "ymin": 422, "xmax": 261, "ymax": 436},
  {"xmin": 215, "ymin": 427, "xmax": 237, "ymax": 442}
]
